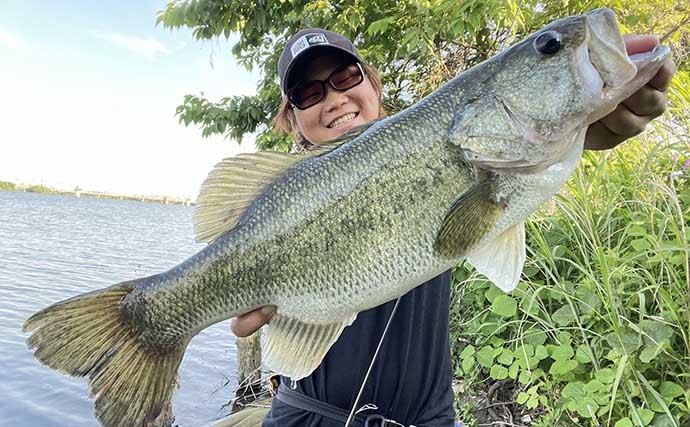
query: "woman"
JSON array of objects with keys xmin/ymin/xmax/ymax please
[{"xmin": 230, "ymin": 28, "xmax": 675, "ymax": 427}]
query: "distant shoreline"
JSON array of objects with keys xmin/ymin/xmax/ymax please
[{"xmin": 0, "ymin": 181, "xmax": 194, "ymax": 206}]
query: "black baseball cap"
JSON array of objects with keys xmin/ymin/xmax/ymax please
[{"xmin": 278, "ymin": 28, "xmax": 363, "ymax": 95}]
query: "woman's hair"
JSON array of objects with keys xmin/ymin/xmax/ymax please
[{"xmin": 274, "ymin": 62, "xmax": 386, "ymax": 150}]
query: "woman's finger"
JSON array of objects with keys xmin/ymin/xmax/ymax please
[{"xmin": 231, "ymin": 306, "xmax": 276, "ymax": 337}]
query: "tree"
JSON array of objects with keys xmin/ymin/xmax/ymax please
[{"xmin": 156, "ymin": 0, "xmax": 689, "ymax": 150}]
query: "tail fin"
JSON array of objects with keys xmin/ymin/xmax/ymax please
[{"xmin": 23, "ymin": 281, "xmax": 189, "ymax": 427}]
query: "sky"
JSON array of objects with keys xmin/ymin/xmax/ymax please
[{"xmin": 0, "ymin": 0, "xmax": 260, "ymax": 199}]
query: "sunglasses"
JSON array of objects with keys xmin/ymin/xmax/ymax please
[{"xmin": 288, "ymin": 62, "xmax": 365, "ymax": 110}]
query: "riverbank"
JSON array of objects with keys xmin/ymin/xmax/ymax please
[{"xmin": 0, "ymin": 180, "xmax": 193, "ymax": 206}]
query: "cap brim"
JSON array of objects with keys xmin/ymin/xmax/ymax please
[{"xmin": 282, "ymin": 45, "xmax": 362, "ymax": 95}]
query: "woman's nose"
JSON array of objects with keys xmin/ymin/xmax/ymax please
[{"xmin": 322, "ymin": 88, "xmax": 349, "ymax": 111}]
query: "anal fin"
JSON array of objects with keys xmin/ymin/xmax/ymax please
[
  {"xmin": 468, "ymin": 222, "xmax": 525, "ymax": 292},
  {"xmin": 264, "ymin": 314, "xmax": 356, "ymax": 380}
]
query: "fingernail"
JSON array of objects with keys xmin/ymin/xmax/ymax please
[{"xmin": 261, "ymin": 306, "xmax": 277, "ymax": 316}]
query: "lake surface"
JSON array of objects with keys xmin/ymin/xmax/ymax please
[{"xmin": 0, "ymin": 191, "xmax": 241, "ymax": 427}]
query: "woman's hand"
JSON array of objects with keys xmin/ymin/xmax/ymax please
[
  {"xmin": 584, "ymin": 34, "xmax": 676, "ymax": 151},
  {"xmin": 231, "ymin": 306, "xmax": 276, "ymax": 337}
]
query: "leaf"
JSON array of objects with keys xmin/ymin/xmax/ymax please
[
  {"xmin": 575, "ymin": 344, "xmax": 593, "ymax": 364},
  {"xmin": 584, "ymin": 379, "xmax": 606, "ymax": 394},
  {"xmin": 497, "ymin": 348, "xmax": 514, "ymax": 365},
  {"xmin": 550, "ymin": 358, "xmax": 578, "ymax": 375},
  {"xmin": 606, "ymin": 328, "xmax": 641, "ymax": 354},
  {"xmin": 491, "ymin": 295, "xmax": 517, "ymax": 317},
  {"xmin": 561, "ymin": 381, "xmax": 586, "ymax": 399},
  {"xmin": 367, "ymin": 16, "xmax": 395, "ymax": 35},
  {"xmin": 515, "ymin": 348, "xmax": 538, "ymax": 370},
  {"xmin": 630, "ymin": 238, "xmax": 652, "ymax": 251},
  {"xmin": 567, "ymin": 397, "xmax": 599, "ymax": 418},
  {"xmin": 639, "ymin": 408, "xmax": 654, "ymax": 425},
  {"xmin": 526, "ymin": 394, "xmax": 539, "ymax": 409},
  {"xmin": 476, "ymin": 346, "xmax": 496, "ymax": 368},
  {"xmin": 518, "ymin": 368, "xmax": 531, "ymax": 384},
  {"xmin": 459, "ymin": 345, "xmax": 476, "ymax": 360},
  {"xmin": 639, "ymin": 344, "xmax": 663, "ymax": 363},
  {"xmin": 640, "ymin": 320, "xmax": 674, "ymax": 345},
  {"xmin": 524, "ymin": 330, "xmax": 547, "ymax": 346},
  {"xmin": 595, "ymin": 368, "xmax": 616, "ymax": 384},
  {"xmin": 484, "ymin": 285, "xmax": 503, "ymax": 302},
  {"xmin": 614, "ymin": 418, "xmax": 633, "ymax": 427},
  {"xmin": 517, "ymin": 391, "xmax": 530, "ymax": 404},
  {"xmin": 552, "ymin": 304, "xmax": 577, "ymax": 326},
  {"xmin": 659, "ymin": 381, "xmax": 685, "ymax": 399},
  {"xmin": 550, "ymin": 344, "xmax": 575, "ymax": 361},
  {"xmin": 509, "ymin": 361, "xmax": 519, "ymax": 379},
  {"xmin": 462, "ymin": 356, "xmax": 475, "ymax": 373},
  {"xmin": 576, "ymin": 286, "xmax": 601, "ymax": 315},
  {"xmin": 535, "ymin": 345, "xmax": 549, "ymax": 360},
  {"xmin": 490, "ymin": 364, "xmax": 509, "ymax": 380},
  {"xmin": 627, "ymin": 225, "xmax": 648, "ymax": 236}
]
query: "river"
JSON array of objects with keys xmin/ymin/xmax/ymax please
[{"xmin": 0, "ymin": 191, "xmax": 241, "ymax": 426}]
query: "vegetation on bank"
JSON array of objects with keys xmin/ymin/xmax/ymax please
[
  {"xmin": 26, "ymin": 184, "xmax": 56, "ymax": 194},
  {"xmin": 450, "ymin": 114, "xmax": 690, "ymax": 426},
  {"xmin": 0, "ymin": 181, "xmax": 16, "ymax": 191},
  {"xmin": 157, "ymin": 0, "xmax": 689, "ymax": 425},
  {"xmin": 0, "ymin": 181, "xmax": 192, "ymax": 205}
]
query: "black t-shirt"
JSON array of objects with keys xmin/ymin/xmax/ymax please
[{"xmin": 263, "ymin": 271, "xmax": 455, "ymax": 427}]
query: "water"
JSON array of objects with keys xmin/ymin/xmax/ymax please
[{"xmin": 0, "ymin": 191, "xmax": 240, "ymax": 427}]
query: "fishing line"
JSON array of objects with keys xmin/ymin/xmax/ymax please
[{"xmin": 344, "ymin": 296, "xmax": 402, "ymax": 427}]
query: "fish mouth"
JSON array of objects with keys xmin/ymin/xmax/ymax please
[{"xmin": 581, "ymin": 8, "xmax": 671, "ymax": 123}]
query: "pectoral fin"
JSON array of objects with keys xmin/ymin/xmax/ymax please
[
  {"xmin": 433, "ymin": 180, "xmax": 503, "ymax": 259},
  {"xmin": 467, "ymin": 222, "xmax": 525, "ymax": 292},
  {"xmin": 263, "ymin": 313, "xmax": 357, "ymax": 380}
]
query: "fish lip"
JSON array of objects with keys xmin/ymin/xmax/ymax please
[
  {"xmin": 629, "ymin": 44, "xmax": 671, "ymax": 70},
  {"xmin": 326, "ymin": 111, "xmax": 359, "ymax": 128},
  {"xmin": 584, "ymin": 9, "xmax": 637, "ymax": 89}
]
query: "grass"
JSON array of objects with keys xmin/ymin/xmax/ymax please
[{"xmin": 449, "ymin": 94, "xmax": 690, "ymax": 426}]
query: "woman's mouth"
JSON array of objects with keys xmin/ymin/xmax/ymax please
[{"xmin": 327, "ymin": 112, "xmax": 359, "ymax": 129}]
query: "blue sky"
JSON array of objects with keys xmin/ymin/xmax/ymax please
[{"xmin": 0, "ymin": 0, "xmax": 260, "ymax": 199}]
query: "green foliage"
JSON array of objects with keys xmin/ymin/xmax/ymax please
[
  {"xmin": 26, "ymin": 185, "xmax": 53, "ymax": 194},
  {"xmin": 156, "ymin": 0, "xmax": 689, "ymax": 150},
  {"xmin": 450, "ymin": 121, "xmax": 690, "ymax": 425},
  {"xmin": 0, "ymin": 181, "xmax": 16, "ymax": 191}
]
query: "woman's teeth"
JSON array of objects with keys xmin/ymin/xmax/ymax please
[{"xmin": 328, "ymin": 112, "xmax": 358, "ymax": 128}]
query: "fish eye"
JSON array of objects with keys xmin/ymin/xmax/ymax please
[{"xmin": 534, "ymin": 31, "xmax": 562, "ymax": 55}]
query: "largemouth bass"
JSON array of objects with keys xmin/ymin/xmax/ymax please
[{"xmin": 23, "ymin": 9, "xmax": 669, "ymax": 427}]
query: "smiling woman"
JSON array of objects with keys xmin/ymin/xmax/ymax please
[{"xmin": 273, "ymin": 29, "xmax": 386, "ymax": 149}]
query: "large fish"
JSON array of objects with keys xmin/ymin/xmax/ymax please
[{"xmin": 24, "ymin": 8, "xmax": 669, "ymax": 427}]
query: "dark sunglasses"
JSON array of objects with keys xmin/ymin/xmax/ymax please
[{"xmin": 288, "ymin": 62, "xmax": 365, "ymax": 110}]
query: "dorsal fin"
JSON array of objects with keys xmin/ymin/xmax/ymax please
[{"xmin": 193, "ymin": 120, "xmax": 379, "ymax": 244}]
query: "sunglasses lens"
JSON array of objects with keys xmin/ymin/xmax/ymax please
[
  {"xmin": 290, "ymin": 81, "xmax": 325, "ymax": 109},
  {"xmin": 289, "ymin": 63, "xmax": 365, "ymax": 110},
  {"xmin": 330, "ymin": 64, "xmax": 364, "ymax": 91}
]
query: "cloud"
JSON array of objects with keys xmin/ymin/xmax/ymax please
[
  {"xmin": 96, "ymin": 33, "xmax": 169, "ymax": 58},
  {"xmin": 0, "ymin": 29, "xmax": 21, "ymax": 49}
]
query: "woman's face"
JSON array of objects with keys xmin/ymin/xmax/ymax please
[{"xmin": 291, "ymin": 52, "xmax": 380, "ymax": 145}]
